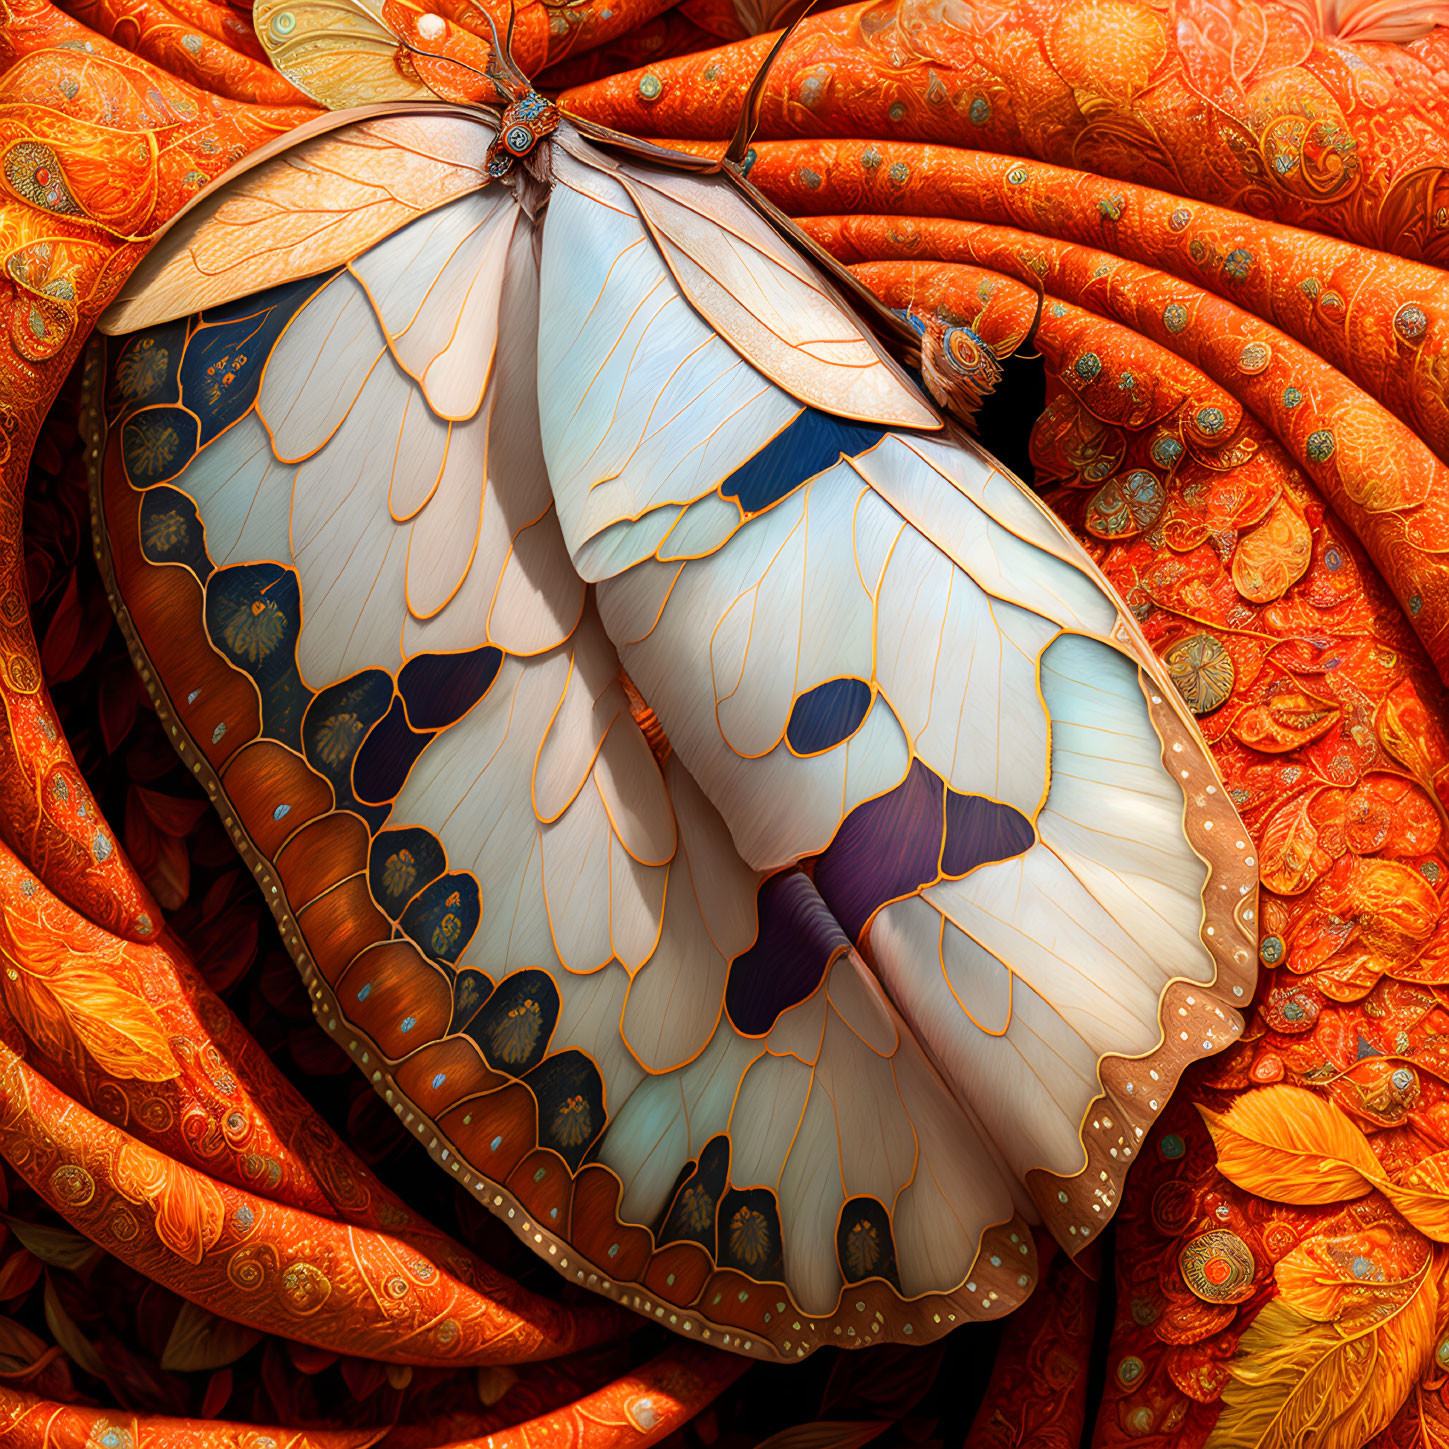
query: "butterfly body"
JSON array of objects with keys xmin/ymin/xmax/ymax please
[{"xmin": 88, "ymin": 16, "xmax": 1257, "ymax": 1358}]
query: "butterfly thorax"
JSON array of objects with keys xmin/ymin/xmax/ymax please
[{"xmin": 486, "ymin": 88, "xmax": 559, "ymax": 216}]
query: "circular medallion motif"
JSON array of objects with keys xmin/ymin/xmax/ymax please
[
  {"xmin": 1395, "ymin": 303, "xmax": 1429, "ymax": 343},
  {"xmin": 1073, "ymin": 352, "xmax": 1101, "ymax": 381},
  {"xmin": 1238, "ymin": 341, "xmax": 1271, "ymax": 374},
  {"xmin": 943, "ymin": 325, "xmax": 991, "ymax": 375},
  {"xmin": 1179, "ymin": 1230, "xmax": 1256, "ymax": 1304},
  {"xmin": 7, "ymin": 655, "xmax": 37, "ymax": 692},
  {"xmin": 1164, "ymin": 632, "xmax": 1235, "ymax": 715},
  {"xmin": 1162, "ymin": 302, "xmax": 1189, "ymax": 334},
  {"xmin": 1086, "ymin": 469, "xmax": 1164, "ymax": 540},
  {"xmin": 1151, "ymin": 435, "xmax": 1184, "ymax": 467},
  {"xmin": 228, "ymin": 1246, "xmax": 268, "ymax": 1290},
  {"xmin": 281, "ymin": 1261, "xmax": 332, "ymax": 1315},
  {"xmin": 51, "ymin": 1163, "xmax": 94, "ymax": 1206},
  {"xmin": 637, "ymin": 73, "xmax": 662, "ymax": 100},
  {"xmin": 1222, "ymin": 248, "xmax": 1254, "ymax": 281},
  {"xmin": 1306, "ymin": 429, "xmax": 1336, "ymax": 463},
  {"xmin": 1151, "ymin": 1179, "xmax": 1194, "ymax": 1236}
]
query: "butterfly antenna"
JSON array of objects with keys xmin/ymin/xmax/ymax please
[
  {"xmin": 505, "ymin": 0, "xmax": 518, "ymax": 66},
  {"xmin": 474, "ymin": 3, "xmax": 526, "ymax": 98},
  {"xmin": 724, "ymin": 0, "xmax": 816, "ymax": 168}
]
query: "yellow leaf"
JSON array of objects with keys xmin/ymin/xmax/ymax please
[
  {"xmin": 1198, "ymin": 1085, "xmax": 1385, "ymax": 1205},
  {"xmin": 1275, "ymin": 1225, "xmax": 1430, "ymax": 1321},
  {"xmin": 1382, "ymin": 1152, "xmax": 1449, "ymax": 1244},
  {"xmin": 1207, "ymin": 1265, "xmax": 1437, "ymax": 1449},
  {"xmin": 476, "ymin": 1365, "xmax": 518, "ymax": 1407},
  {"xmin": 0, "ymin": 907, "xmax": 177, "ymax": 1083}
]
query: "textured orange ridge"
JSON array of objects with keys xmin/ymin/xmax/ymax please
[
  {"xmin": 0, "ymin": 1345, "xmax": 742, "ymax": 1446},
  {"xmin": 0, "ymin": 842, "xmax": 629, "ymax": 1364},
  {"xmin": 0, "ymin": 0, "xmax": 313, "ymax": 942}
]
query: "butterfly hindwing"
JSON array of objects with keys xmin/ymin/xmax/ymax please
[{"xmin": 536, "ymin": 141, "xmax": 1257, "ymax": 1235}]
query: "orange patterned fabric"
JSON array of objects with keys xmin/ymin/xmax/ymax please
[{"xmin": 15, "ymin": 0, "xmax": 1449, "ymax": 1443}]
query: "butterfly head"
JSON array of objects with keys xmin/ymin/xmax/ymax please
[
  {"xmin": 487, "ymin": 87, "xmax": 562, "ymax": 178},
  {"xmin": 910, "ymin": 278, "xmax": 1044, "ymax": 433}
]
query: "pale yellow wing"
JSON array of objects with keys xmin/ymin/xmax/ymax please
[{"xmin": 253, "ymin": 0, "xmax": 435, "ymax": 108}]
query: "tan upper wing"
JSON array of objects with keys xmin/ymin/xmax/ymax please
[
  {"xmin": 101, "ymin": 111, "xmax": 495, "ymax": 335},
  {"xmin": 555, "ymin": 132, "xmax": 939, "ymax": 431}
]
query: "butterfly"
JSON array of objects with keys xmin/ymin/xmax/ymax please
[{"xmin": 90, "ymin": 0, "xmax": 1256, "ymax": 1360}]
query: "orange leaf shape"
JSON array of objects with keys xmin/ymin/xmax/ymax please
[
  {"xmin": 1275, "ymin": 1225, "xmax": 1430, "ymax": 1321},
  {"xmin": 1207, "ymin": 1267, "xmax": 1437, "ymax": 1449},
  {"xmin": 1258, "ymin": 792, "xmax": 1331, "ymax": 895},
  {"xmin": 0, "ymin": 908, "xmax": 177, "ymax": 1083},
  {"xmin": 113, "ymin": 1143, "xmax": 226, "ymax": 1265},
  {"xmin": 1384, "ymin": 1152, "xmax": 1449, "ymax": 1244},
  {"xmin": 1198, "ymin": 1085, "xmax": 1385, "ymax": 1205},
  {"xmin": 1232, "ymin": 497, "xmax": 1312, "ymax": 604},
  {"xmin": 1320, "ymin": 858, "xmax": 1440, "ymax": 952},
  {"xmin": 1234, "ymin": 688, "xmax": 1341, "ymax": 753},
  {"xmin": 1376, "ymin": 683, "xmax": 1449, "ymax": 819}
]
